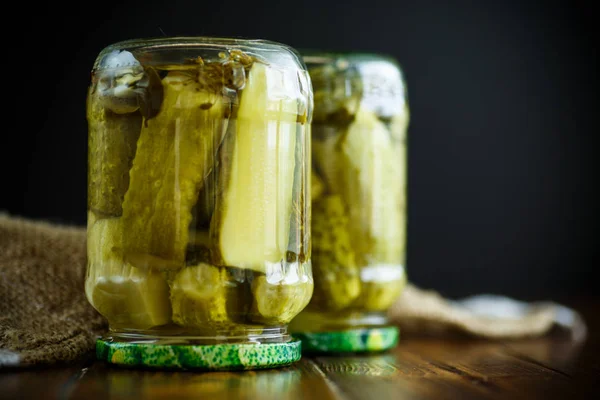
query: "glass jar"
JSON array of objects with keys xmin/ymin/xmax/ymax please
[
  {"xmin": 85, "ymin": 37, "xmax": 313, "ymax": 370},
  {"xmin": 289, "ymin": 52, "xmax": 409, "ymax": 353}
]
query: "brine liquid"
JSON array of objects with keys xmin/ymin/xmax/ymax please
[
  {"xmin": 86, "ymin": 57, "xmax": 312, "ymax": 343},
  {"xmin": 294, "ymin": 103, "xmax": 408, "ymax": 330}
]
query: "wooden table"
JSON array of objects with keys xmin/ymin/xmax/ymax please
[{"xmin": 2, "ymin": 299, "xmax": 598, "ymax": 399}]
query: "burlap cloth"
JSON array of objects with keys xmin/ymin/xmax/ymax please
[{"xmin": 0, "ymin": 213, "xmax": 586, "ymax": 367}]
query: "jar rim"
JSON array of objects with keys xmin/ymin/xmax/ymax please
[{"xmin": 300, "ymin": 50, "xmax": 403, "ymax": 68}]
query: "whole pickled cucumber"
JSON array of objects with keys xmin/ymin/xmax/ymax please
[
  {"xmin": 85, "ymin": 217, "xmax": 171, "ymax": 329},
  {"xmin": 87, "ymin": 91, "xmax": 142, "ymax": 218},
  {"xmin": 310, "ymin": 195, "xmax": 360, "ymax": 311},
  {"xmin": 121, "ymin": 72, "xmax": 228, "ymax": 270},
  {"xmin": 212, "ymin": 63, "xmax": 298, "ymax": 272},
  {"xmin": 170, "ymin": 263, "xmax": 250, "ymax": 331},
  {"xmin": 250, "ymin": 275, "xmax": 313, "ymax": 325}
]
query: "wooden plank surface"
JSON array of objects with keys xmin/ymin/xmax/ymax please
[
  {"xmin": 68, "ymin": 358, "xmax": 339, "ymax": 400},
  {"xmin": 1, "ymin": 299, "xmax": 597, "ymax": 399},
  {"xmin": 0, "ymin": 362, "xmax": 90, "ymax": 400}
]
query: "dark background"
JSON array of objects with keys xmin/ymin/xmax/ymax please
[{"xmin": 2, "ymin": 0, "xmax": 596, "ymax": 300}]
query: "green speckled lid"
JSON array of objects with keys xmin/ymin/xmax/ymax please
[
  {"xmin": 293, "ymin": 326, "xmax": 399, "ymax": 354},
  {"xmin": 97, "ymin": 339, "xmax": 302, "ymax": 371}
]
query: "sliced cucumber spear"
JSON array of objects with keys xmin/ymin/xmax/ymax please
[
  {"xmin": 212, "ymin": 63, "xmax": 298, "ymax": 272},
  {"xmin": 339, "ymin": 108, "xmax": 406, "ymax": 265}
]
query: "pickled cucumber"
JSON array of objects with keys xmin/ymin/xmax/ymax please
[
  {"xmin": 170, "ymin": 263, "xmax": 250, "ymax": 330},
  {"xmin": 213, "ymin": 63, "xmax": 298, "ymax": 272},
  {"xmin": 338, "ymin": 108, "xmax": 405, "ymax": 264},
  {"xmin": 250, "ymin": 276, "xmax": 313, "ymax": 325},
  {"xmin": 87, "ymin": 92, "xmax": 142, "ymax": 217},
  {"xmin": 85, "ymin": 217, "xmax": 171, "ymax": 329},
  {"xmin": 354, "ymin": 267, "xmax": 407, "ymax": 311},
  {"xmin": 310, "ymin": 195, "xmax": 360, "ymax": 311},
  {"xmin": 121, "ymin": 72, "xmax": 228, "ymax": 270}
]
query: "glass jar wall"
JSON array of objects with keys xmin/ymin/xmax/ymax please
[
  {"xmin": 85, "ymin": 37, "xmax": 313, "ymax": 369},
  {"xmin": 290, "ymin": 52, "xmax": 409, "ymax": 353}
]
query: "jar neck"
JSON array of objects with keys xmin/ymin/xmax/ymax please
[
  {"xmin": 289, "ymin": 310, "xmax": 390, "ymax": 333},
  {"xmin": 106, "ymin": 326, "xmax": 291, "ymax": 345}
]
